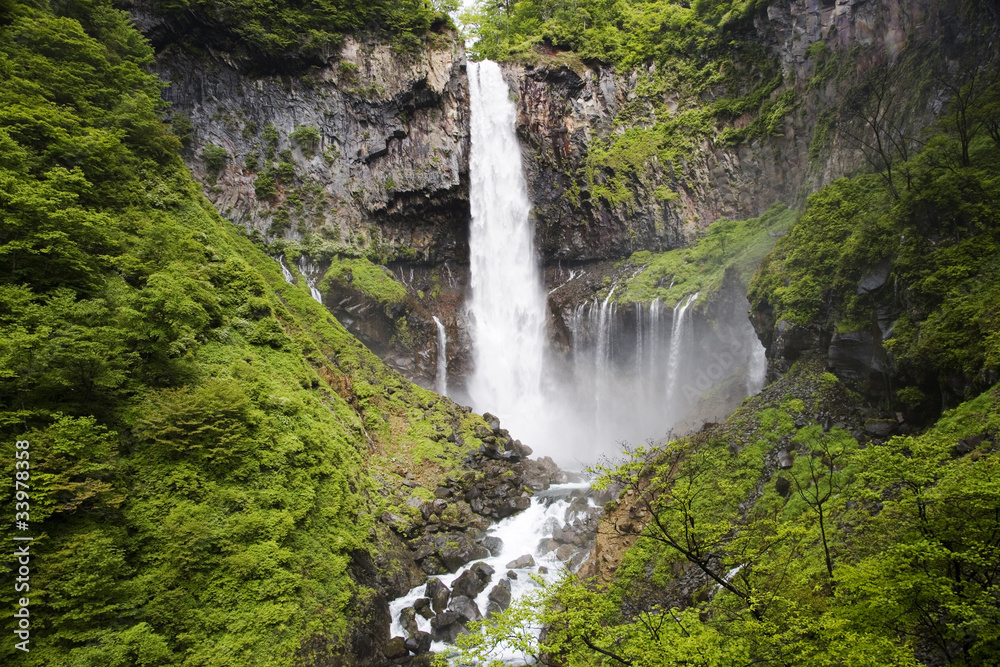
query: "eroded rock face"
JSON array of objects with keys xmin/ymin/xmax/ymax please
[
  {"xmin": 499, "ymin": 0, "xmax": 961, "ymax": 264},
  {"xmin": 153, "ymin": 34, "xmax": 470, "ymax": 263}
]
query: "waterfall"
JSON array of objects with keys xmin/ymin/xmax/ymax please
[
  {"xmin": 466, "ymin": 61, "xmax": 549, "ymax": 445},
  {"xmin": 666, "ymin": 292, "xmax": 698, "ymax": 409},
  {"xmin": 297, "ymin": 257, "xmax": 324, "ymax": 304},
  {"xmin": 277, "ymin": 256, "xmax": 295, "ymax": 285},
  {"xmin": 432, "ymin": 316, "xmax": 448, "ymax": 396}
]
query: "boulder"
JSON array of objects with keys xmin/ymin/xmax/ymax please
[
  {"xmin": 399, "ymin": 606, "xmax": 418, "ymax": 636},
  {"xmin": 556, "ymin": 544, "xmax": 576, "ymax": 562},
  {"xmin": 506, "ymin": 554, "xmax": 536, "ymax": 569},
  {"xmin": 482, "ymin": 535, "xmax": 504, "ymax": 556},
  {"xmin": 384, "ymin": 636, "xmax": 408, "ymax": 660},
  {"xmin": 430, "ymin": 610, "xmax": 461, "ymax": 629},
  {"xmin": 425, "ymin": 578, "xmax": 451, "ymax": 614},
  {"xmin": 777, "ymin": 450, "xmax": 794, "ymax": 469},
  {"xmin": 775, "ymin": 476, "xmax": 791, "ymax": 498},
  {"xmin": 487, "ymin": 582, "xmax": 512, "ymax": 610},
  {"xmin": 404, "ymin": 631, "xmax": 433, "ymax": 655},
  {"xmin": 448, "ymin": 595, "xmax": 483, "ymax": 624},
  {"xmin": 413, "ymin": 597, "xmax": 434, "ymax": 620},
  {"xmin": 864, "ymin": 419, "xmax": 896, "ymax": 438},
  {"xmin": 486, "ymin": 600, "xmax": 504, "ymax": 618},
  {"xmin": 450, "ymin": 569, "xmax": 480, "ymax": 599},
  {"xmin": 506, "ymin": 570, "xmax": 518, "ymax": 580}
]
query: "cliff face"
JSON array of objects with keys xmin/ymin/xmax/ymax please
[
  {"xmin": 500, "ymin": 0, "xmax": 962, "ymax": 264},
  {"xmin": 155, "ymin": 32, "xmax": 471, "ymax": 263}
]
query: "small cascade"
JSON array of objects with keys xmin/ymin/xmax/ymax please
[
  {"xmin": 666, "ymin": 293, "xmax": 699, "ymax": 407},
  {"xmin": 432, "ymin": 316, "xmax": 448, "ymax": 396},
  {"xmin": 747, "ymin": 333, "xmax": 768, "ymax": 394},
  {"xmin": 277, "ymin": 256, "xmax": 294, "ymax": 285},
  {"xmin": 388, "ymin": 482, "xmax": 599, "ymax": 661},
  {"xmin": 296, "ymin": 257, "xmax": 324, "ymax": 304}
]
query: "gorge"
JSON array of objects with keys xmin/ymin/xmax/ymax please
[{"xmin": 1, "ymin": 0, "xmax": 999, "ymax": 664}]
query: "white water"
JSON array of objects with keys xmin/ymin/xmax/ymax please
[
  {"xmin": 666, "ymin": 292, "xmax": 698, "ymax": 406},
  {"xmin": 297, "ymin": 257, "xmax": 324, "ymax": 304},
  {"xmin": 389, "ymin": 483, "xmax": 594, "ymax": 662},
  {"xmin": 277, "ymin": 256, "xmax": 295, "ymax": 284},
  {"xmin": 467, "ymin": 61, "xmax": 550, "ymax": 448},
  {"xmin": 433, "ymin": 316, "xmax": 449, "ymax": 397}
]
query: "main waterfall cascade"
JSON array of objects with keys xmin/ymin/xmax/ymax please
[
  {"xmin": 464, "ymin": 61, "xmax": 768, "ymax": 465},
  {"xmin": 466, "ymin": 60, "xmax": 550, "ymax": 447}
]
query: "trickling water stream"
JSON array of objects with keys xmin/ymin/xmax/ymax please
[
  {"xmin": 297, "ymin": 256, "xmax": 324, "ymax": 304},
  {"xmin": 433, "ymin": 316, "xmax": 448, "ymax": 396}
]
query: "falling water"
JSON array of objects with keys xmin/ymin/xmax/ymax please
[
  {"xmin": 297, "ymin": 257, "xmax": 324, "ymax": 304},
  {"xmin": 466, "ymin": 61, "xmax": 549, "ymax": 445},
  {"xmin": 432, "ymin": 316, "xmax": 448, "ymax": 396},
  {"xmin": 277, "ymin": 256, "xmax": 295, "ymax": 284},
  {"xmin": 666, "ymin": 293, "xmax": 698, "ymax": 407}
]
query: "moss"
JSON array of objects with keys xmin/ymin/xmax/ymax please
[
  {"xmin": 615, "ymin": 203, "xmax": 797, "ymax": 305},
  {"xmin": 319, "ymin": 256, "xmax": 407, "ymax": 305}
]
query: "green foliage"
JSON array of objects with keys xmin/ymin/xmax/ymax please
[
  {"xmin": 749, "ymin": 104, "xmax": 1000, "ymax": 400},
  {"xmin": 290, "ymin": 125, "xmax": 320, "ymax": 158},
  {"xmin": 616, "ymin": 203, "xmax": 797, "ymax": 304},
  {"xmin": 143, "ymin": 0, "xmax": 454, "ymax": 68},
  {"xmin": 200, "ymin": 143, "xmax": 228, "ymax": 180},
  {"xmin": 319, "ymin": 256, "xmax": 408, "ymax": 305},
  {"xmin": 0, "ymin": 2, "xmax": 496, "ymax": 663},
  {"xmin": 455, "ymin": 361, "xmax": 1000, "ymax": 666}
]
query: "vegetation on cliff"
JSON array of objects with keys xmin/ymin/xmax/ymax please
[
  {"xmin": 451, "ymin": 360, "xmax": 1000, "ymax": 666},
  {"xmin": 749, "ymin": 65, "xmax": 1000, "ymax": 415},
  {"xmin": 137, "ymin": 0, "xmax": 460, "ymax": 66},
  {"xmin": 463, "ymin": 0, "xmax": 790, "ymax": 209},
  {"xmin": 447, "ymin": 38, "xmax": 1000, "ymax": 667},
  {"xmin": 613, "ymin": 203, "xmax": 796, "ymax": 306},
  {"xmin": 0, "ymin": 1, "xmax": 497, "ymax": 663}
]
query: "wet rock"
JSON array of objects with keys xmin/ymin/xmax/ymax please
[
  {"xmin": 413, "ymin": 597, "xmax": 434, "ymax": 620},
  {"xmin": 506, "ymin": 554, "xmax": 536, "ymax": 569},
  {"xmin": 440, "ymin": 537, "xmax": 490, "ymax": 572},
  {"xmin": 556, "ymin": 544, "xmax": 576, "ymax": 562},
  {"xmin": 419, "ymin": 556, "xmax": 445, "ymax": 576},
  {"xmin": 384, "ymin": 636, "xmax": 408, "ymax": 659},
  {"xmin": 487, "ymin": 581, "xmax": 512, "ymax": 610},
  {"xmin": 450, "ymin": 570, "xmax": 479, "ymax": 599},
  {"xmin": 496, "ymin": 496, "xmax": 532, "ymax": 518},
  {"xmin": 405, "ymin": 631, "xmax": 433, "ymax": 655},
  {"xmin": 775, "ymin": 476, "xmax": 791, "ymax": 498},
  {"xmin": 483, "ymin": 412, "xmax": 501, "ymax": 432},
  {"xmin": 448, "ymin": 595, "xmax": 482, "ymax": 623},
  {"xmin": 539, "ymin": 566, "xmax": 548, "ymax": 574},
  {"xmin": 523, "ymin": 456, "xmax": 567, "ymax": 490},
  {"xmin": 486, "ymin": 600, "xmax": 504, "ymax": 618},
  {"xmin": 506, "ymin": 570, "xmax": 518, "ymax": 580},
  {"xmin": 430, "ymin": 610, "xmax": 467, "ymax": 643},
  {"xmin": 399, "ymin": 607, "xmax": 418, "ymax": 636},
  {"xmin": 425, "ymin": 578, "xmax": 451, "ymax": 614},
  {"xmin": 482, "ymin": 536, "xmax": 504, "ymax": 556}
]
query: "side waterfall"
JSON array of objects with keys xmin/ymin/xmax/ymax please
[
  {"xmin": 432, "ymin": 316, "xmax": 448, "ymax": 396},
  {"xmin": 297, "ymin": 256, "xmax": 323, "ymax": 304}
]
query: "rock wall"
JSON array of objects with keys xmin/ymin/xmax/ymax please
[
  {"xmin": 153, "ymin": 32, "xmax": 471, "ymax": 263},
  {"xmin": 500, "ymin": 0, "xmax": 967, "ymax": 263}
]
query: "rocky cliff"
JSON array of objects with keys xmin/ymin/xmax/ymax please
[{"xmin": 500, "ymin": 0, "xmax": 966, "ymax": 265}]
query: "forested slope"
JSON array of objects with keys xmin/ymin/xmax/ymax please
[{"xmin": 0, "ymin": 1, "xmax": 500, "ymax": 664}]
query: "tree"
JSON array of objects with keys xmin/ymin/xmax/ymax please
[{"xmin": 840, "ymin": 58, "xmax": 915, "ymax": 198}]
